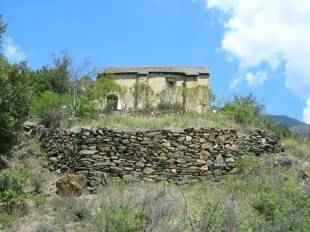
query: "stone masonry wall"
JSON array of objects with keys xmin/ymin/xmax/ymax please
[{"xmin": 30, "ymin": 126, "xmax": 281, "ymax": 190}]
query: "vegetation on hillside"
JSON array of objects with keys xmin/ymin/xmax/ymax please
[
  {"xmin": 3, "ymin": 134, "xmax": 310, "ymax": 231},
  {"xmin": 1, "ymin": 16, "xmax": 310, "ymax": 231}
]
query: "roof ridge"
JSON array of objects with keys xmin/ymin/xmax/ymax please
[{"xmin": 101, "ymin": 66, "xmax": 210, "ymax": 76}]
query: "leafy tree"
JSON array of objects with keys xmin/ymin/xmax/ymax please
[
  {"xmin": 31, "ymin": 91, "xmax": 70, "ymax": 117},
  {"xmin": 222, "ymin": 95, "xmax": 292, "ymax": 137},
  {"xmin": 0, "ymin": 59, "xmax": 32, "ymax": 155},
  {"xmin": 222, "ymin": 95, "xmax": 264, "ymax": 126},
  {"xmin": 31, "ymin": 55, "xmax": 71, "ymax": 95},
  {"xmin": 0, "ymin": 15, "xmax": 6, "ymax": 43},
  {"xmin": 31, "ymin": 91, "xmax": 70, "ymax": 128}
]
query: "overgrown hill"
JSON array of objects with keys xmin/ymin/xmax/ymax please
[
  {"xmin": 1, "ymin": 15, "xmax": 310, "ymax": 231},
  {"xmin": 1, "ymin": 58, "xmax": 309, "ymax": 230},
  {"xmin": 266, "ymin": 114, "xmax": 310, "ymax": 137},
  {"xmin": 2, "ymin": 110, "xmax": 310, "ymax": 232}
]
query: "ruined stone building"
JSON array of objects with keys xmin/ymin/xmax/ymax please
[{"xmin": 99, "ymin": 66, "xmax": 211, "ymax": 112}]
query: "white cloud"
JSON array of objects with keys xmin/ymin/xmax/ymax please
[
  {"xmin": 303, "ymin": 98, "xmax": 310, "ymax": 124},
  {"xmin": 2, "ymin": 37, "xmax": 26, "ymax": 63},
  {"xmin": 229, "ymin": 77, "xmax": 242, "ymax": 90},
  {"xmin": 244, "ymin": 71, "xmax": 268, "ymax": 88},
  {"xmin": 230, "ymin": 71, "xmax": 268, "ymax": 89},
  {"xmin": 205, "ymin": 0, "xmax": 310, "ymax": 122}
]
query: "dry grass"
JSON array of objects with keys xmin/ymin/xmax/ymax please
[
  {"xmin": 10, "ymin": 153, "xmax": 310, "ymax": 232},
  {"xmin": 71, "ymin": 112, "xmax": 241, "ymax": 131},
  {"xmin": 4, "ymin": 114, "xmax": 310, "ymax": 231},
  {"xmin": 282, "ymin": 137, "xmax": 310, "ymax": 160}
]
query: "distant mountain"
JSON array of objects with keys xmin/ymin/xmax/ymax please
[{"xmin": 266, "ymin": 115, "xmax": 310, "ymax": 137}]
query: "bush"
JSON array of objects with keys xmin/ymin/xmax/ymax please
[
  {"xmin": 221, "ymin": 95, "xmax": 292, "ymax": 138},
  {"xmin": 0, "ymin": 169, "xmax": 28, "ymax": 214},
  {"xmin": 252, "ymin": 177, "xmax": 310, "ymax": 231},
  {"xmin": 72, "ymin": 95, "xmax": 96, "ymax": 118},
  {"xmin": 31, "ymin": 91, "xmax": 70, "ymax": 117},
  {"xmin": 86, "ymin": 74, "xmax": 121, "ymax": 113},
  {"xmin": 90, "ymin": 183, "xmax": 186, "ymax": 232},
  {"xmin": 31, "ymin": 55, "xmax": 71, "ymax": 95},
  {"xmin": 92, "ymin": 185, "xmax": 146, "ymax": 232},
  {"xmin": 222, "ymin": 95, "xmax": 263, "ymax": 126},
  {"xmin": 36, "ymin": 223, "xmax": 55, "ymax": 232},
  {"xmin": 94, "ymin": 204, "xmax": 145, "ymax": 232},
  {"xmin": 0, "ymin": 61, "xmax": 32, "ymax": 155},
  {"xmin": 31, "ymin": 91, "xmax": 70, "ymax": 128},
  {"xmin": 53, "ymin": 197, "xmax": 92, "ymax": 225}
]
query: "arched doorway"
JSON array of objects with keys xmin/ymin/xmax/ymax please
[{"xmin": 106, "ymin": 94, "xmax": 119, "ymax": 112}]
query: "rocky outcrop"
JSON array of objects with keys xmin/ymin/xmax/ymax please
[
  {"xmin": 30, "ymin": 126, "xmax": 281, "ymax": 191},
  {"xmin": 56, "ymin": 173, "xmax": 88, "ymax": 197}
]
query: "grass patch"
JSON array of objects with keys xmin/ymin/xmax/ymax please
[
  {"xmin": 73, "ymin": 112, "xmax": 239, "ymax": 131},
  {"xmin": 282, "ymin": 137, "xmax": 310, "ymax": 160}
]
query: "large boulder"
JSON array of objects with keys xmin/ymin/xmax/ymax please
[
  {"xmin": 0, "ymin": 157, "xmax": 9, "ymax": 170},
  {"xmin": 56, "ymin": 173, "xmax": 88, "ymax": 197}
]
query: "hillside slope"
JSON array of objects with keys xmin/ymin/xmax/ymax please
[
  {"xmin": 2, "ymin": 113, "xmax": 310, "ymax": 232},
  {"xmin": 266, "ymin": 114, "xmax": 310, "ymax": 137}
]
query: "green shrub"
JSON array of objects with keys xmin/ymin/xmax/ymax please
[
  {"xmin": 31, "ymin": 91, "xmax": 70, "ymax": 128},
  {"xmin": 31, "ymin": 91, "xmax": 70, "ymax": 117},
  {"xmin": 0, "ymin": 169, "xmax": 28, "ymax": 214},
  {"xmin": 86, "ymin": 74, "xmax": 121, "ymax": 113},
  {"xmin": 52, "ymin": 197, "xmax": 92, "ymax": 227},
  {"xmin": 91, "ymin": 183, "xmax": 185, "ymax": 232},
  {"xmin": 68, "ymin": 94, "xmax": 97, "ymax": 118},
  {"xmin": 36, "ymin": 223, "xmax": 56, "ymax": 232},
  {"xmin": 31, "ymin": 55, "xmax": 71, "ymax": 95},
  {"xmin": 77, "ymin": 95, "xmax": 96, "ymax": 118},
  {"xmin": 252, "ymin": 177, "xmax": 310, "ymax": 231},
  {"xmin": 94, "ymin": 205, "xmax": 145, "ymax": 232},
  {"xmin": 221, "ymin": 95, "xmax": 292, "ymax": 138},
  {"xmin": 0, "ymin": 60, "xmax": 32, "ymax": 155},
  {"xmin": 222, "ymin": 95, "xmax": 263, "ymax": 126}
]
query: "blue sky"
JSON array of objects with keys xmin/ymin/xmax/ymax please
[{"xmin": 1, "ymin": 0, "xmax": 309, "ymax": 121}]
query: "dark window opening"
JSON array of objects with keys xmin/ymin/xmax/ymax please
[
  {"xmin": 106, "ymin": 94, "xmax": 118, "ymax": 112},
  {"xmin": 166, "ymin": 78, "xmax": 176, "ymax": 88}
]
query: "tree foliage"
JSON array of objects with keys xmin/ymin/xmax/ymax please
[
  {"xmin": 88, "ymin": 74, "xmax": 121, "ymax": 100},
  {"xmin": 86, "ymin": 74, "xmax": 121, "ymax": 112},
  {"xmin": 0, "ymin": 60, "xmax": 32, "ymax": 154},
  {"xmin": 222, "ymin": 95, "xmax": 264, "ymax": 126},
  {"xmin": 31, "ymin": 91, "xmax": 70, "ymax": 117},
  {"xmin": 0, "ymin": 18, "xmax": 32, "ymax": 155},
  {"xmin": 0, "ymin": 15, "xmax": 6, "ymax": 44},
  {"xmin": 221, "ymin": 95, "xmax": 292, "ymax": 137},
  {"xmin": 31, "ymin": 55, "xmax": 71, "ymax": 95}
]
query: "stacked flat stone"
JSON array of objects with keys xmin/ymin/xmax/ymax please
[{"xmin": 35, "ymin": 127, "xmax": 281, "ymax": 190}]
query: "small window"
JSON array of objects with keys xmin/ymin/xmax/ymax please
[
  {"xmin": 166, "ymin": 77, "xmax": 176, "ymax": 88},
  {"xmin": 106, "ymin": 94, "xmax": 118, "ymax": 112}
]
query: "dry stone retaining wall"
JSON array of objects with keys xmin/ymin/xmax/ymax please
[{"xmin": 31, "ymin": 126, "xmax": 281, "ymax": 190}]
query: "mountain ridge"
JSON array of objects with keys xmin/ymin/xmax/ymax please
[{"xmin": 266, "ymin": 114, "xmax": 310, "ymax": 137}]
